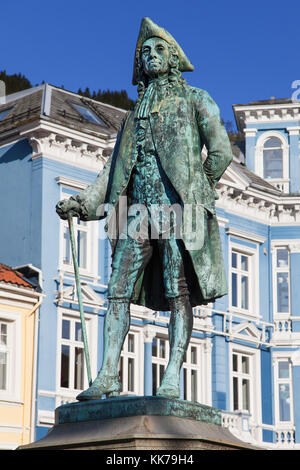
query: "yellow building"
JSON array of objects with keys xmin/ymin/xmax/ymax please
[{"xmin": 0, "ymin": 263, "xmax": 42, "ymax": 449}]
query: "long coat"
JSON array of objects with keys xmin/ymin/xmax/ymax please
[{"xmin": 74, "ymin": 83, "xmax": 233, "ymax": 310}]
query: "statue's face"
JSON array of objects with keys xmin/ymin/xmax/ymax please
[{"xmin": 141, "ymin": 37, "xmax": 170, "ymax": 78}]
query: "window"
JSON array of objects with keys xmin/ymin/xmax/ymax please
[
  {"xmin": 263, "ymin": 137, "xmax": 283, "ymax": 179},
  {"xmin": 0, "ymin": 322, "xmax": 9, "ymax": 390},
  {"xmin": 255, "ymin": 131, "xmax": 289, "ymax": 192},
  {"xmin": 71, "ymin": 103, "xmax": 106, "ymax": 126},
  {"xmin": 275, "ymin": 359, "xmax": 293, "ymax": 424},
  {"xmin": 119, "ymin": 331, "xmax": 140, "ymax": 395},
  {"xmin": 62, "ymin": 218, "xmax": 88, "ymax": 270},
  {"xmin": 152, "ymin": 337, "xmax": 169, "ymax": 396},
  {"xmin": 274, "ymin": 247, "xmax": 290, "ymax": 315},
  {"xmin": 60, "ymin": 316, "xmax": 86, "ymax": 391},
  {"xmin": 231, "ymin": 351, "xmax": 252, "ymax": 412},
  {"xmin": 231, "ymin": 250, "xmax": 251, "ymax": 311},
  {"xmin": 0, "ymin": 106, "xmax": 13, "ymax": 121},
  {"xmin": 183, "ymin": 344, "xmax": 201, "ymax": 403},
  {"xmin": 59, "ymin": 188, "xmax": 98, "ymax": 277},
  {"xmin": 0, "ymin": 313, "xmax": 21, "ymax": 401}
]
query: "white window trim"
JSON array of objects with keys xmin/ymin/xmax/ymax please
[
  {"xmin": 182, "ymin": 338, "xmax": 212, "ymax": 405},
  {"xmin": 120, "ymin": 326, "xmax": 144, "ymax": 396},
  {"xmin": 271, "ymin": 241, "xmax": 291, "ymax": 318},
  {"xmin": 229, "ymin": 240, "xmax": 259, "ymax": 319},
  {"xmin": 58, "ymin": 182, "xmax": 99, "ymax": 280},
  {"xmin": 0, "ymin": 310, "xmax": 22, "ymax": 403},
  {"xmin": 151, "ymin": 331, "xmax": 169, "ymax": 396},
  {"xmin": 255, "ymin": 131, "xmax": 290, "ymax": 192},
  {"xmin": 56, "ymin": 307, "xmax": 98, "ymax": 402},
  {"xmin": 273, "ymin": 352, "xmax": 294, "ymax": 429},
  {"xmin": 229, "ymin": 343, "xmax": 262, "ymax": 427}
]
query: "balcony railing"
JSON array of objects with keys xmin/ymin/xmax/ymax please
[{"xmin": 222, "ymin": 410, "xmax": 298, "ymax": 449}]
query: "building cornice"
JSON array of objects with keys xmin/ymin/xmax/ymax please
[
  {"xmin": 217, "ymin": 179, "xmax": 300, "ymax": 225},
  {"xmin": 233, "ymin": 102, "xmax": 300, "ymax": 132},
  {"xmin": 0, "ymin": 119, "xmax": 116, "ymax": 173}
]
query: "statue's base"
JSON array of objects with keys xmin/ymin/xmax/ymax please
[{"xmin": 18, "ymin": 396, "xmax": 258, "ymax": 450}]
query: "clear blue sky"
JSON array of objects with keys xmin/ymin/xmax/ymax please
[{"xmin": 1, "ymin": 0, "xmax": 299, "ymax": 126}]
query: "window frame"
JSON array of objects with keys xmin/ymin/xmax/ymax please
[
  {"xmin": 255, "ymin": 131, "xmax": 289, "ymax": 192},
  {"xmin": 151, "ymin": 335, "xmax": 169, "ymax": 396},
  {"xmin": 56, "ymin": 308, "xmax": 97, "ymax": 398},
  {"xmin": 119, "ymin": 327, "xmax": 143, "ymax": 396},
  {"xmin": 182, "ymin": 341, "xmax": 206, "ymax": 403},
  {"xmin": 229, "ymin": 344, "xmax": 261, "ymax": 423},
  {"xmin": 271, "ymin": 243, "xmax": 291, "ymax": 318},
  {"xmin": 58, "ymin": 185, "xmax": 99, "ymax": 280},
  {"xmin": 69, "ymin": 101, "xmax": 107, "ymax": 127},
  {"xmin": 0, "ymin": 106, "xmax": 13, "ymax": 121},
  {"xmin": 229, "ymin": 241, "xmax": 258, "ymax": 318},
  {"xmin": 0, "ymin": 310, "xmax": 21, "ymax": 402},
  {"xmin": 273, "ymin": 354, "xmax": 294, "ymax": 428}
]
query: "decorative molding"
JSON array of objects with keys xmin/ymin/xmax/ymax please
[
  {"xmin": 143, "ymin": 324, "xmax": 157, "ymax": 342},
  {"xmin": 291, "ymin": 349, "xmax": 300, "ymax": 366},
  {"xmin": 287, "ymin": 126, "xmax": 300, "ymax": 136},
  {"xmin": 226, "ymin": 227, "xmax": 266, "ymax": 244},
  {"xmin": 289, "ymin": 242, "xmax": 300, "ymax": 254},
  {"xmin": 234, "ymin": 102, "xmax": 300, "ymax": 132},
  {"xmin": 231, "ymin": 322, "xmax": 261, "ymax": 341},
  {"xmin": 56, "ymin": 283, "xmax": 105, "ymax": 309},
  {"xmin": 216, "ymin": 178, "xmax": 300, "ymax": 225},
  {"xmin": 28, "ymin": 130, "xmax": 109, "ymax": 172},
  {"xmin": 244, "ymin": 128, "xmax": 257, "ymax": 138},
  {"xmin": 55, "ymin": 176, "xmax": 89, "ymax": 191},
  {"xmin": 271, "ymin": 239, "xmax": 300, "ymax": 253}
]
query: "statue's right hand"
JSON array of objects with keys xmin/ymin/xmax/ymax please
[{"xmin": 56, "ymin": 198, "xmax": 81, "ymax": 220}]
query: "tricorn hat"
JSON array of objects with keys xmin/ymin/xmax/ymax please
[{"xmin": 132, "ymin": 17, "xmax": 194, "ymax": 85}]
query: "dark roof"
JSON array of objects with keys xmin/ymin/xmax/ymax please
[
  {"xmin": 0, "ymin": 88, "xmax": 44, "ymax": 134},
  {"xmin": 49, "ymin": 88, "xmax": 126, "ymax": 136},
  {"xmin": 0, "ymin": 84, "xmax": 127, "ymax": 139},
  {"xmin": 233, "ymin": 98, "xmax": 294, "ymax": 107},
  {"xmin": 231, "ymin": 161, "xmax": 282, "ymax": 195}
]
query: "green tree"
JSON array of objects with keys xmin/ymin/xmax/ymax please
[
  {"xmin": 78, "ymin": 87, "xmax": 135, "ymax": 110},
  {"xmin": 0, "ymin": 70, "xmax": 32, "ymax": 94}
]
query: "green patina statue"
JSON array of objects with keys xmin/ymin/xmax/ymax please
[{"xmin": 56, "ymin": 17, "xmax": 233, "ymax": 401}]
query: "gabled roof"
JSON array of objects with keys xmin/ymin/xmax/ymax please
[
  {"xmin": 0, "ymin": 263, "xmax": 36, "ymax": 289},
  {"xmin": 0, "ymin": 84, "xmax": 127, "ymax": 139},
  {"xmin": 220, "ymin": 160, "xmax": 281, "ymax": 196}
]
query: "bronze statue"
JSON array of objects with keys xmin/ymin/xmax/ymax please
[{"xmin": 56, "ymin": 17, "xmax": 232, "ymax": 400}]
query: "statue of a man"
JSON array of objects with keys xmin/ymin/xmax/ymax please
[{"xmin": 56, "ymin": 18, "xmax": 232, "ymax": 400}]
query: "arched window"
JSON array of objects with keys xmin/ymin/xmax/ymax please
[
  {"xmin": 263, "ymin": 137, "xmax": 283, "ymax": 179},
  {"xmin": 255, "ymin": 131, "xmax": 289, "ymax": 192}
]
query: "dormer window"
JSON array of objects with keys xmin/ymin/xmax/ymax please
[
  {"xmin": 71, "ymin": 103, "xmax": 107, "ymax": 126},
  {"xmin": 0, "ymin": 106, "xmax": 13, "ymax": 121},
  {"xmin": 255, "ymin": 131, "xmax": 289, "ymax": 193},
  {"xmin": 263, "ymin": 137, "xmax": 283, "ymax": 179}
]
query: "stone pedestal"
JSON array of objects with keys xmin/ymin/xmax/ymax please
[{"xmin": 18, "ymin": 396, "xmax": 258, "ymax": 450}]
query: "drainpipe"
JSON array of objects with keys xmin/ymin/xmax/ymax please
[{"xmin": 29, "ymin": 297, "xmax": 43, "ymax": 443}]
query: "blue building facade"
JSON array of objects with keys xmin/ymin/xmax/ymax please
[{"xmin": 0, "ymin": 85, "xmax": 299, "ymax": 449}]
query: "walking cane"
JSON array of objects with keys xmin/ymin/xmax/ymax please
[{"xmin": 68, "ymin": 216, "xmax": 92, "ymax": 387}]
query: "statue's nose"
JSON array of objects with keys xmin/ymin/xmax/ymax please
[{"xmin": 149, "ymin": 49, "xmax": 158, "ymax": 59}]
